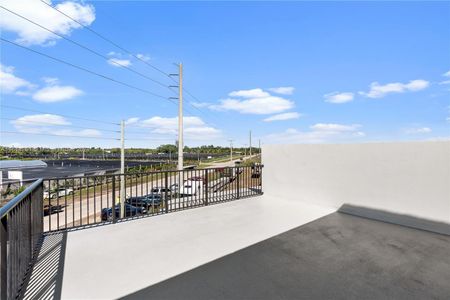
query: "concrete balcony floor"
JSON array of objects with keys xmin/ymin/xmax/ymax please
[
  {"xmin": 126, "ymin": 213, "xmax": 450, "ymax": 300},
  {"xmin": 21, "ymin": 196, "xmax": 450, "ymax": 299},
  {"xmin": 22, "ymin": 195, "xmax": 335, "ymax": 299}
]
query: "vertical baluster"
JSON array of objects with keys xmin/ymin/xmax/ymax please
[
  {"xmin": 79, "ymin": 178, "xmax": 82, "ymax": 227},
  {"xmin": 87, "ymin": 176, "xmax": 90, "ymax": 225},
  {"xmin": 56, "ymin": 179, "xmax": 59, "ymax": 230}
]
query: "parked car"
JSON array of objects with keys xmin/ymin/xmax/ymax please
[
  {"xmin": 101, "ymin": 203, "xmax": 146, "ymax": 221},
  {"xmin": 150, "ymin": 187, "xmax": 171, "ymax": 196},
  {"xmin": 170, "ymin": 183, "xmax": 179, "ymax": 192},
  {"xmin": 188, "ymin": 176, "xmax": 206, "ymax": 185},
  {"xmin": 179, "ymin": 180, "xmax": 202, "ymax": 196},
  {"xmin": 126, "ymin": 194, "xmax": 162, "ymax": 210},
  {"xmin": 44, "ymin": 188, "xmax": 74, "ymax": 199},
  {"xmin": 43, "ymin": 204, "xmax": 64, "ymax": 216}
]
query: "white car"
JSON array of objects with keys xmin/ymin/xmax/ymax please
[
  {"xmin": 45, "ymin": 188, "xmax": 74, "ymax": 199},
  {"xmin": 150, "ymin": 187, "xmax": 172, "ymax": 196},
  {"xmin": 179, "ymin": 180, "xmax": 202, "ymax": 196}
]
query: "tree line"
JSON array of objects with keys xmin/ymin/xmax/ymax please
[{"xmin": 0, "ymin": 145, "xmax": 260, "ymax": 159}]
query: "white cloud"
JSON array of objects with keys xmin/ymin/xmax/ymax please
[
  {"xmin": 0, "ymin": 0, "xmax": 96, "ymax": 46},
  {"xmin": 191, "ymin": 102, "xmax": 212, "ymax": 108},
  {"xmin": 136, "ymin": 53, "xmax": 150, "ymax": 61},
  {"xmin": 405, "ymin": 127, "xmax": 432, "ymax": 134},
  {"xmin": 53, "ymin": 128, "xmax": 101, "ymax": 137},
  {"xmin": 213, "ymin": 87, "xmax": 295, "ymax": 114},
  {"xmin": 359, "ymin": 79, "xmax": 429, "ymax": 98},
  {"xmin": 11, "ymin": 114, "xmax": 101, "ymax": 137},
  {"xmin": 32, "ymin": 85, "xmax": 83, "ymax": 102},
  {"xmin": 140, "ymin": 116, "xmax": 221, "ymax": 140},
  {"xmin": 268, "ymin": 87, "xmax": 295, "ymax": 95},
  {"xmin": 0, "ymin": 63, "xmax": 35, "ymax": 94},
  {"xmin": 229, "ymin": 88, "xmax": 270, "ymax": 98},
  {"xmin": 125, "ymin": 117, "xmax": 139, "ymax": 125},
  {"xmin": 1, "ymin": 64, "xmax": 82, "ymax": 102},
  {"xmin": 443, "ymin": 70, "xmax": 450, "ymax": 77},
  {"xmin": 263, "ymin": 112, "xmax": 301, "ymax": 122},
  {"xmin": 324, "ymin": 92, "xmax": 354, "ymax": 104},
  {"xmin": 12, "ymin": 114, "xmax": 70, "ymax": 127},
  {"xmin": 212, "ymin": 96, "xmax": 294, "ymax": 115},
  {"xmin": 107, "ymin": 58, "xmax": 132, "ymax": 67},
  {"xmin": 439, "ymin": 80, "xmax": 450, "ymax": 85},
  {"xmin": 310, "ymin": 123, "xmax": 360, "ymax": 132},
  {"xmin": 265, "ymin": 124, "xmax": 366, "ymax": 144},
  {"xmin": 42, "ymin": 77, "xmax": 59, "ymax": 85}
]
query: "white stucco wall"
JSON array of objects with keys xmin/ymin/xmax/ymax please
[{"xmin": 262, "ymin": 141, "xmax": 450, "ymax": 229}]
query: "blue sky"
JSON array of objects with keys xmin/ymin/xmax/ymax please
[{"xmin": 1, "ymin": 0, "xmax": 449, "ymax": 148}]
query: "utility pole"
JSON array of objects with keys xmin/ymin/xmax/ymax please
[
  {"xmin": 229, "ymin": 139, "xmax": 233, "ymax": 162},
  {"xmin": 169, "ymin": 63, "xmax": 183, "ymax": 170},
  {"xmin": 177, "ymin": 63, "xmax": 184, "ymax": 171},
  {"xmin": 249, "ymin": 130, "xmax": 252, "ymax": 157},
  {"xmin": 120, "ymin": 120, "xmax": 125, "ymax": 218},
  {"xmin": 259, "ymin": 139, "xmax": 261, "ymax": 154}
]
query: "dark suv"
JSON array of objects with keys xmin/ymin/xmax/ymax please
[
  {"xmin": 126, "ymin": 194, "xmax": 163, "ymax": 210},
  {"xmin": 101, "ymin": 203, "xmax": 146, "ymax": 221}
]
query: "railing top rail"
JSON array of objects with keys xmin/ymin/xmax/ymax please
[
  {"xmin": 0, "ymin": 178, "xmax": 43, "ymax": 219},
  {"xmin": 42, "ymin": 165, "xmax": 264, "ymax": 181}
]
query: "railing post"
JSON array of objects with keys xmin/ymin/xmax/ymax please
[
  {"xmin": 236, "ymin": 167, "xmax": 240, "ymax": 199},
  {"xmin": 112, "ymin": 176, "xmax": 116, "ymax": 223},
  {"xmin": 29, "ymin": 194, "xmax": 33, "ymax": 259},
  {"xmin": 1, "ymin": 216, "xmax": 8, "ymax": 300},
  {"xmin": 164, "ymin": 172, "xmax": 169, "ymax": 214},
  {"xmin": 204, "ymin": 170, "xmax": 209, "ymax": 206}
]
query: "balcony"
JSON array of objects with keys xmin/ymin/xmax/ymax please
[{"xmin": 1, "ymin": 141, "xmax": 450, "ymax": 299}]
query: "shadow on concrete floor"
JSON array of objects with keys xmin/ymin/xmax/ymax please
[
  {"xmin": 20, "ymin": 232, "xmax": 67, "ymax": 300},
  {"xmin": 338, "ymin": 204, "xmax": 450, "ymax": 236},
  {"xmin": 122, "ymin": 212, "xmax": 450, "ymax": 300}
]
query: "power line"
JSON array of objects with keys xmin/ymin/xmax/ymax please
[
  {"xmin": 0, "ymin": 117, "xmax": 120, "ymax": 133},
  {"xmin": 0, "ymin": 104, "xmax": 120, "ymax": 126},
  {"xmin": 3, "ymin": 3, "xmax": 221, "ymax": 134},
  {"xmin": 38, "ymin": 0, "xmax": 171, "ymax": 78},
  {"xmin": 1, "ymin": 131, "xmax": 119, "ymax": 140},
  {"xmin": 35, "ymin": 0, "xmax": 218, "ymax": 123},
  {"xmin": 0, "ymin": 5, "xmax": 173, "ymax": 91},
  {"xmin": 1, "ymin": 37, "xmax": 176, "ymax": 105}
]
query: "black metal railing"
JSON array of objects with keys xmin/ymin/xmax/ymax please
[
  {"xmin": 0, "ymin": 179, "xmax": 43, "ymax": 300},
  {"xmin": 43, "ymin": 165, "xmax": 263, "ymax": 232}
]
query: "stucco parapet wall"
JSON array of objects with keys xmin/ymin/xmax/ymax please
[{"xmin": 262, "ymin": 141, "xmax": 450, "ymax": 234}]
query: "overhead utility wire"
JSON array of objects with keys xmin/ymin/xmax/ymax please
[
  {"xmin": 3, "ymin": 5, "xmax": 206, "ymax": 124},
  {"xmin": 0, "ymin": 117, "xmax": 120, "ymax": 133},
  {"xmin": 1, "ymin": 131, "xmax": 119, "ymax": 140},
  {"xmin": 0, "ymin": 38, "xmax": 176, "ymax": 105},
  {"xmin": 37, "ymin": 0, "xmax": 217, "ymax": 122},
  {"xmin": 39, "ymin": 0, "xmax": 171, "ymax": 78},
  {"xmin": 0, "ymin": 104, "xmax": 120, "ymax": 126},
  {"xmin": 0, "ymin": 5, "xmax": 172, "ymax": 90}
]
